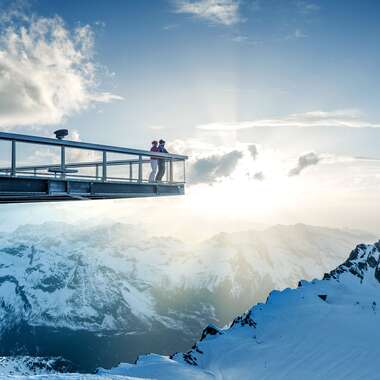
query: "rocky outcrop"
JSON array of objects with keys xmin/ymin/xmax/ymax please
[{"xmin": 324, "ymin": 242, "xmax": 380, "ymax": 283}]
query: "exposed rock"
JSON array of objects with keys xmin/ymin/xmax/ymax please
[{"xmin": 200, "ymin": 324, "xmax": 222, "ymax": 341}]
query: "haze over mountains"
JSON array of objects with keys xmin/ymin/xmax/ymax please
[
  {"xmin": 102, "ymin": 241, "xmax": 380, "ymax": 380},
  {"xmin": 0, "ymin": 222, "xmax": 375, "ymax": 372}
]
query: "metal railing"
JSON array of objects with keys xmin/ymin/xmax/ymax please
[{"xmin": 0, "ymin": 132, "xmax": 188, "ymax": 184}]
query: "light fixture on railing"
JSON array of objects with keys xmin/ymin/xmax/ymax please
[{"xmin": 54, "ymin": 129, "xmax": 69, "ymax": 140}]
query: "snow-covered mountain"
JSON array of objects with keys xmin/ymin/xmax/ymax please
[
  {"xmin": 100, "ymin": 241, "xmax": 380, "ymax": 380},
  {"xmin": 0, "ymin": 222, "xmax": 374, "ymax": 371}
]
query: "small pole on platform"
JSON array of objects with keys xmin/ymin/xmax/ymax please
[
  {"xmin": 60, "ymin": 146, "xmax": 65, "ymax": 179},
  {"xmin": 129, "ymin": 162, "xmax": 133, "ymax": 181},
  {"xmin": 169, "ymin": 159, "xmax": 173, "ymax": 183},
  {"xmin": 183, "ymin": 160, "xmax": 186, "ymax": 183},
  {"xmin": 102, "ymin": 151, "xmax": 107, "ymax": 182},
  {"xmin": 138, "ymin": 155, "xmax": 142, "ymax": 183},
  {"xmin": 95, "ymin": 164, "xmax": 99, "ymax": 180},
  {"xmin": 11, "ymin": 140, "xmax": 16, "ymax": 177}
]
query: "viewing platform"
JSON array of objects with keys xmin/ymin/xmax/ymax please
[{"xmin": 0, "ymin": 131, "xmax": 188, "ymax": 204}]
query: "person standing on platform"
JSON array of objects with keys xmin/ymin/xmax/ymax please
[
  {"xmin": 155, "ymin": 139, "xmax": 168, "ymax": 182},
  {"xmin": 149, "ymin": 140, "xmax": 159, "ymax": 182}
]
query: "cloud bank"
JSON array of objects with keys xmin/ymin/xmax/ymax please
[
  {"xmin": 174, "ymin": 0, "xmax": 241, "ymax": 26},
  {"xmin": 196, "ymin": 110, "xmax": 380, "ymax": 131},
  {"xmin": 0, "ymin": 11, "xmax": 122, "ymax": 129}
]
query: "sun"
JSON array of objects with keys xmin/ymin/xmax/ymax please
[{"xmin": 184, "ymin": 153, "xmax": 297, "ymax": 221}]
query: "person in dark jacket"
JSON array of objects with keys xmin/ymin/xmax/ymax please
[
  {"xmin": 149, "ymin": 140, "xmax": 159, "ymax": 182},
  {"xmin": 155, "ymin": 139, "xmax": 168, "ymax": 182}
]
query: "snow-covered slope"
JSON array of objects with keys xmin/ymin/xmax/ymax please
[
  {"xmin": 0, "ymin": 356, "xmax": 74, "ymax": 376},
  {"xmin": 101, "ymin": 242, "xmax": 380, "ymax": 380},
  {"xmin": 0, "ymin": 222, "xmax": 374, "ymax": 371}
]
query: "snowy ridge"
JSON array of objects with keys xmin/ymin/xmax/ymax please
[
  {"xmin": 0, "ymin": 222, "xmax": 375, "ymax": 372},
  {"xmin": 101, "ymin": 241, "xmax": 380, "ymax": 380}
]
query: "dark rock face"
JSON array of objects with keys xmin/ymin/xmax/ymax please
[
  {"xmin": 200, "ymin": 324, "xmax": 223, "ymax": 341},
  {"xmin": 231, "ymin": 309, "xmax": 257, "ymax": 328},
  {"xmin": 182, "ymin": 352, "xmax": 198, "ymax": 366},
  {"xmin": 375, "ymin": 267, "xmax": 380, "ymax": 283},
  {"xmin": 368, "ymin": 255, "xmax": 377, "ymax": 268},
  {"xmin": 324, "ymin": 242, "xmax": 380, "ymax": 284},
  {"xmin": 173, "ymin": 324, "xmax": 224, "ymax": 367}
]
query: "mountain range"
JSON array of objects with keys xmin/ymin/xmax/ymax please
[
  {"xmin": 0, "ymin": 222, "xmax": 375, "ymax": 372},
  {"xmin": 100, "ymin": 241, "xmax": 380, "ymax": 379}
]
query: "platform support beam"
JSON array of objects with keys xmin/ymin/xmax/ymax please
[
  {"xmin": 60, "ymin": 146, "xmax": 66, "ymax": 179},
  {"xmin": 102, "ymin": 151, "xmax": 107, "ymax": 182},
  {"xmin": 11, "ymin": 140, "xmax": 16, "ymax": 177},
  {"xmin": 138, "ymin": 155, "xmax": 142, "ymax": 183},
  {"xmin": 169, "ymin": 159, "xmax": 173, "ymax": 183}
]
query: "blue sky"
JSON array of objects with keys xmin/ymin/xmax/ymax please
[
  {"xmin": 0, "ymin": 0, "xmax": 380, "ymax": 237},
  {"xmin": 3, "ymin": 0, "xmax": 378, "ymax": 146}
]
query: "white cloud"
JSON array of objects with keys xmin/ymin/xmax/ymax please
[
  {"xmin": 286, "ymin": 28, "xmax": 308, "ymax": 39},
  {"xmin": 248, "ymin": 144, "xmax": 258, "ymax": 160},
  {"xmin": 231, "ymin": 34, "xmax": 248, "ymax": 42},
  {"xmin": 196, "ymin": 109, "xmax": 380, "ymax": 131},
  {"xmin": 231, "ymin": 34, "xmax": 261, "ymax": 45},
  {"xmin": 0, "ymin": 11, "xmax": 122, "ymax": 129},
  {"xmin": 253, "ymin": 171, "xmax": 264, "ymax": 181},
  {"xmin": 189, "ymin": 150, "xmax": 243, "ymax": 184},
  {"xmin": 288, "ymin": 152, "xmax": 319, "ymax": 176},
  {"xmin": 148, "ymin": 125, "xmax": 166, "ymax": 131},
  {"xmin": 296, "ymin": 1, "xmax": 320, "ymax": 14},
  {"xmin": 174, "ymin": 0, "xmax": 241, "ymax": 26},
  {"xmin": 163, "ymin": 24, "xmax": 179, "ymax": 31}
]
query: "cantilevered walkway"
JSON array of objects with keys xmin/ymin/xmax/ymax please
[{"xmin": 0, "ymin": 131, "xmax": 187, "ymax": 203}]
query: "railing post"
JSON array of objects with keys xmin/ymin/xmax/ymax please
[
  {"xmin": 169, "ymin": 159, "xmax": 173, "ymax": 183},
  {"xmin": 138, "ymin": 155, "xmax": 142, "ymax": 183},
  {"xmin": 60, "ymin": 146, "xmax": 65, "ymax": 179},
  {"xmin": 183, "ymin": 160, "xmax": 186, "ymax": 183},
  {"xmin": 11, "ymin": 140, "xmax": 16, "ymax": 177},
  {"xmin": 95, "ymin": 164, "xmax": 99, "ymax": 180},
  {"xmin": 102, "ymin": 151, "xmax": 107, "ymax": 182},
  {"xmin": 129, "ymin": 162, "xmax": 133, "ymax": 181}
]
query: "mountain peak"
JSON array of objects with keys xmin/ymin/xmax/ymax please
[
  {"xmin": 324, "ymin": 242, "xmax": 380, "ymax": 283},
  {"xmin": 109, "ymin": 240, "xmax": 380, "ymax": 379}
]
